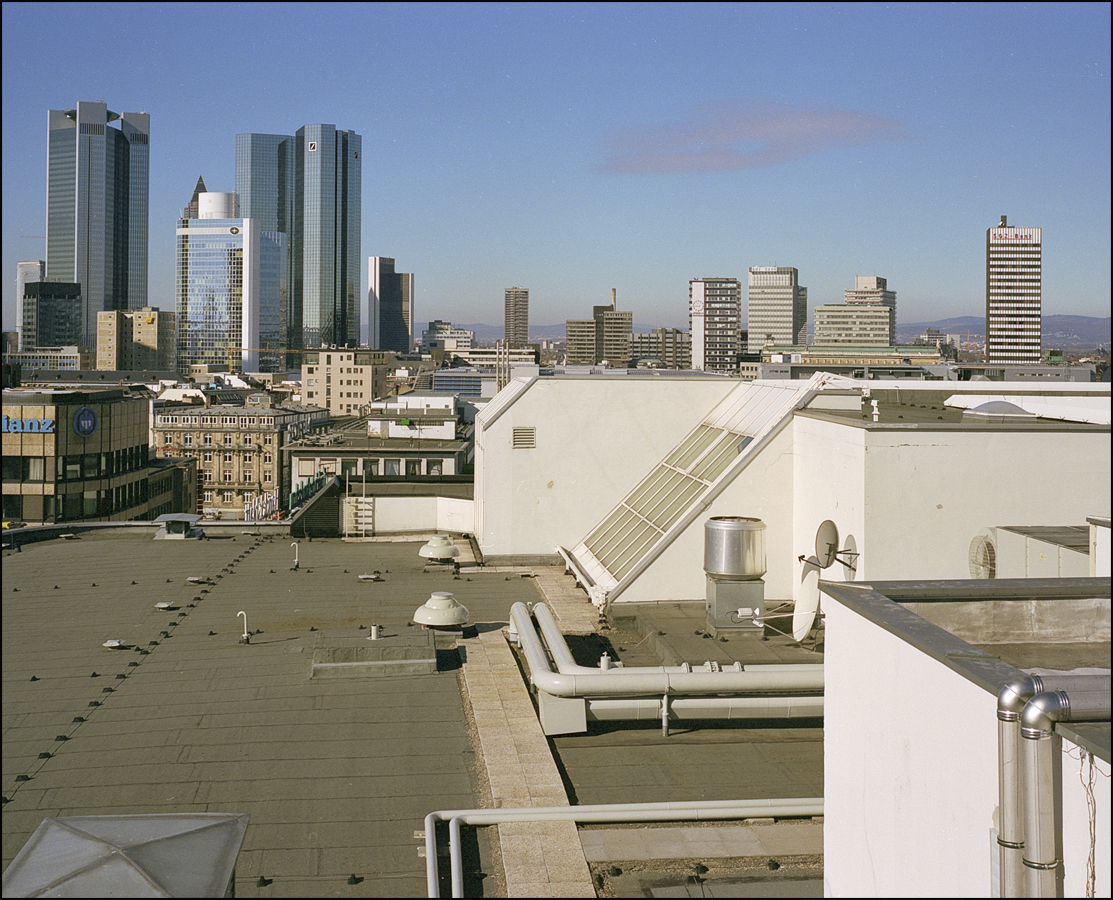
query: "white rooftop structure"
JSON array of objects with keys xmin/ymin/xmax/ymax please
[{"xmin": 528, "ymin": 376, "xmax": 1112, "ymax": 611}]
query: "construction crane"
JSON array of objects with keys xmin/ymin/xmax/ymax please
[{"xmin": 221, "ymin": 345, "xmax": 283, "ymax": 373}]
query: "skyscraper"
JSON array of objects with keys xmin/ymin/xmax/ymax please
[
  {"xmin": 690, "ymin": 277, "xmax": 742, "ymax": 372},
  {"xmin": 46, "ymin": 101, "xmax": 150, "ymax": 351},
  {"xmin": 986, "ymin": 215, "xmax": 1042, "ymax": 364},
  {"xmin": 176, "ymin": 189, "xmax": 286, "ymax": 373},
  {"xmin": 369, "ymin": 257, "xmax": 415, "ymax": 353},
  {"xmin": 747, "ymin": 267, "xmax": 807, "ymax": 348},
  {"xmin": 236, "ymin": 125, "xmax": 361, "ymax": 355},
  {"xmin": 504, "ymin": 287, "xmax": 529, "ymax": 346}
]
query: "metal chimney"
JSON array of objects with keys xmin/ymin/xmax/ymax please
[{"xmin": 705, "ymin": 517, "xmax": 766, "ymax": 636}]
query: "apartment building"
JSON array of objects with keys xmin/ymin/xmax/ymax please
[
  {"xmin": 302, "ymin": 348, "xmax": 388, "ymax": 416},
  {"xmin": 154, "ymin": 398, "xmax": 327, "ymax": 518}
]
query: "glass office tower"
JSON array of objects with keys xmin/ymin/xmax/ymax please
[
  {"xmin": 46, "ymin": 101, "xmax": 150, "ymax": 351},
  {"xmin": 176, "ymin": 192, "xmax": 286, "ymax": 373},
  {"xmin": 237, "ymin": 125, "xmax": 361, "ymax": 359}
]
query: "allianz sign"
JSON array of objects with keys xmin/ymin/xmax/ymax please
[{"xmin": 1, "ymin": 415, "xmax": 56, "ymax": 433}]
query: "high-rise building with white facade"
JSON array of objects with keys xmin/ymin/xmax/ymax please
[
  {"xmin": 813, "ymin": 275, "xmax": 897, "ymax": 346},
  {"xmin": 175, "ymin": 190, "xmax": 286, "ymax": 373},
  {"xmin": 420, "ymin": 320, "xmax": 474, "ymax": 354},
  {"xmin": 369, "ymin": 257, "xmax": 415, "ymax": 353},
  {"xmin": 986, "ymin": 215, "xmax": 1042, "ymax": 364},
  {"xmin": 236, "ymin": 126, "xmax": 361, "ymax": 355},
  {"xmin": 46, "ymin": 101, "xmax": 150, "ymax": 351},
  {"xmin": 813, "ymin": 304, "xmax": 895, "ymax": 347},
  {"xmin": 747, "ymin": 267, "xmax": 807, "ymax": 348},
  {"xmin": 690, "ymin": 277, "xmax": 742, "ymax": 372},
  {"xmin": 504, "ymin": 287, "xmax": 529, "ymax": 346}
]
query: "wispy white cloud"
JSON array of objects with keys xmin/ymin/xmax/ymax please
[{"xmin": 600, "ymin": 101, "xmax": 907, "ymax": 174}]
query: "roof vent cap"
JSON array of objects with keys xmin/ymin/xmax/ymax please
[
  {"xmin": 413, "ymin": 591, "xmax": 469, "ymax": 628},
  {"xmin": 418, "ymin": 534, "xmax": 460, "ymax": 563}
]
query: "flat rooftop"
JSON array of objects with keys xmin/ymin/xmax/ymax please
[
  {"xmin": 3, "ymin": 531, "xmax": 824, "ymax": 897},
  {"xmin": 798, "ymin": 387, "xmax": 1111, "ymax": 428},
  {"xmin": 819, "ymin": 578, "xmax": 1111, "ymax": 762}
]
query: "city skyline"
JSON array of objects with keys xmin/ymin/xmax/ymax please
[{"xmin": 3, "ymin": 3, "xmax": 1110, "ymax": 335}]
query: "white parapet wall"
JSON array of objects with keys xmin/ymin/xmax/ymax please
[
  {"xmin": 342, "ymin": 495, "xmax": 474, "ymax": 536},
  {"xmin": 822, "ymin": 586, "xmax": 1111, "ymax": 898}
]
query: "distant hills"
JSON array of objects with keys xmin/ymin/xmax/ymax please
[
  {"xmin": 429, "ymin": 316, "xmax": 1110, "ymax": 349},
  {"xmin": 895, "ymin": 316, "xmax": 1110, "ymax": 348}
]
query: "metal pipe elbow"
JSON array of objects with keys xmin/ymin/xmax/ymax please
[
  {"xmin": 1020, "ymin": 690, "xmax": 1069, "ymax": 739},
  {"xmin": 998, "ymin": 674, "xmax": 1042, "ymax": 721}
]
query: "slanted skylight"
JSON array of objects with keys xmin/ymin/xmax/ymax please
[{"xmin": 565, "ymin": 375, "xmax": 838, "ymax": 605}]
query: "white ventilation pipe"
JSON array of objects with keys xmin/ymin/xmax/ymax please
[
  {"xmin": 424, "ymin": 797, "xmax": 824, "ymax": 898},
  {"xmin": 1020, "ymin": 688, "xmax": 1111, "ymax": 897},
  {"xmin": 511, "ymin": 602, "xmax": 824, "ymax": 697},
  {"xmin": 586, "ymin": 695, "xmax": 826, "ymax": 722},
  {"xmin": 996, "ymin": 673, "xmax": 1109, "ymax": 897}
]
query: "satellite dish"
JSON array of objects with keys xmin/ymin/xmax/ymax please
[
  {"xmin": 815, "ymin": 520, "xmax": 839, "ymax": 569},
  {"xmin": 793, "ymin": 565, "xmax": 822, "ymax": 642}
]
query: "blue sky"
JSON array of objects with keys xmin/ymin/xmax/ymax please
[{"xmin": 3, "ymin": 2, "xmax": 1110, "ymax": 335}]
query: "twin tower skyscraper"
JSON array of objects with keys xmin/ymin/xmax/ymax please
[{"xmin": 235, "ymin": 127, "xmax": 362, "ymax": 354}]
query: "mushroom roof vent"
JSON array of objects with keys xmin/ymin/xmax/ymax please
[
  {"xmin": 418, "ymin": 534, "xmax": 460, "ymax": 562},
  {"xmin": 413, "ymin": 591, "xmax": 469, "ymax": 628}
]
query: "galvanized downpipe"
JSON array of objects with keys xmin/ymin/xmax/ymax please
[
  {"xmin": 424, "ymin": 797, "xmax": 825, "ymax": 898},
  {"xmin": 998, "ymin": 674, "xmax": 1110, "ymax": 897},
  {"xmin": 510, "ymin": 602, "xmax": 825, "ymax": 697},
  {"xmin": 1020, "ymin": 689, "xmax": 1111, "ymax": 897}
]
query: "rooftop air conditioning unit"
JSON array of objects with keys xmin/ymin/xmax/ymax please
[{"xmin": 968, "ymin": 528, "xmax": 997, "ymax": 579}]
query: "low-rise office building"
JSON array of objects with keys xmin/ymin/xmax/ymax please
[
  {"xmin": 2, "ymin": 388, "xmax": 161, "ymax": 524},
  {"xmin": 287, "ymin": 394, "xmax": 469, "ymax": 493},
  {"xmin": 631, "ymin": 327, "xmax": 692, "ymax": 369},
  {"xmin": 3, "ymin": 347, "xmax": 92, "ymax": 372}
]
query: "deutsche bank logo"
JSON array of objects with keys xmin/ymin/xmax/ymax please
[{"xmin": 73, "ymin": 406, "xmax": 98, "ymax": 438}]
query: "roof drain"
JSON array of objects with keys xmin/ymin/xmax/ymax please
[
  {"xmin": 1020, "ymin": 688, "xmax": 1111, "ymax": 897},
  {"xmin": 424, "ymin": 797, "xmax": 824, "ymax": 898},
  {"xmin": 997, "ymin": 674, "xmax": 1110, "ymax": 897}
]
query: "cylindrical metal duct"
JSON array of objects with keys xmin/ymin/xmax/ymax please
[{"xmin": 704, "ymin": 517, "xmax": 766, "ymax": 579}]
